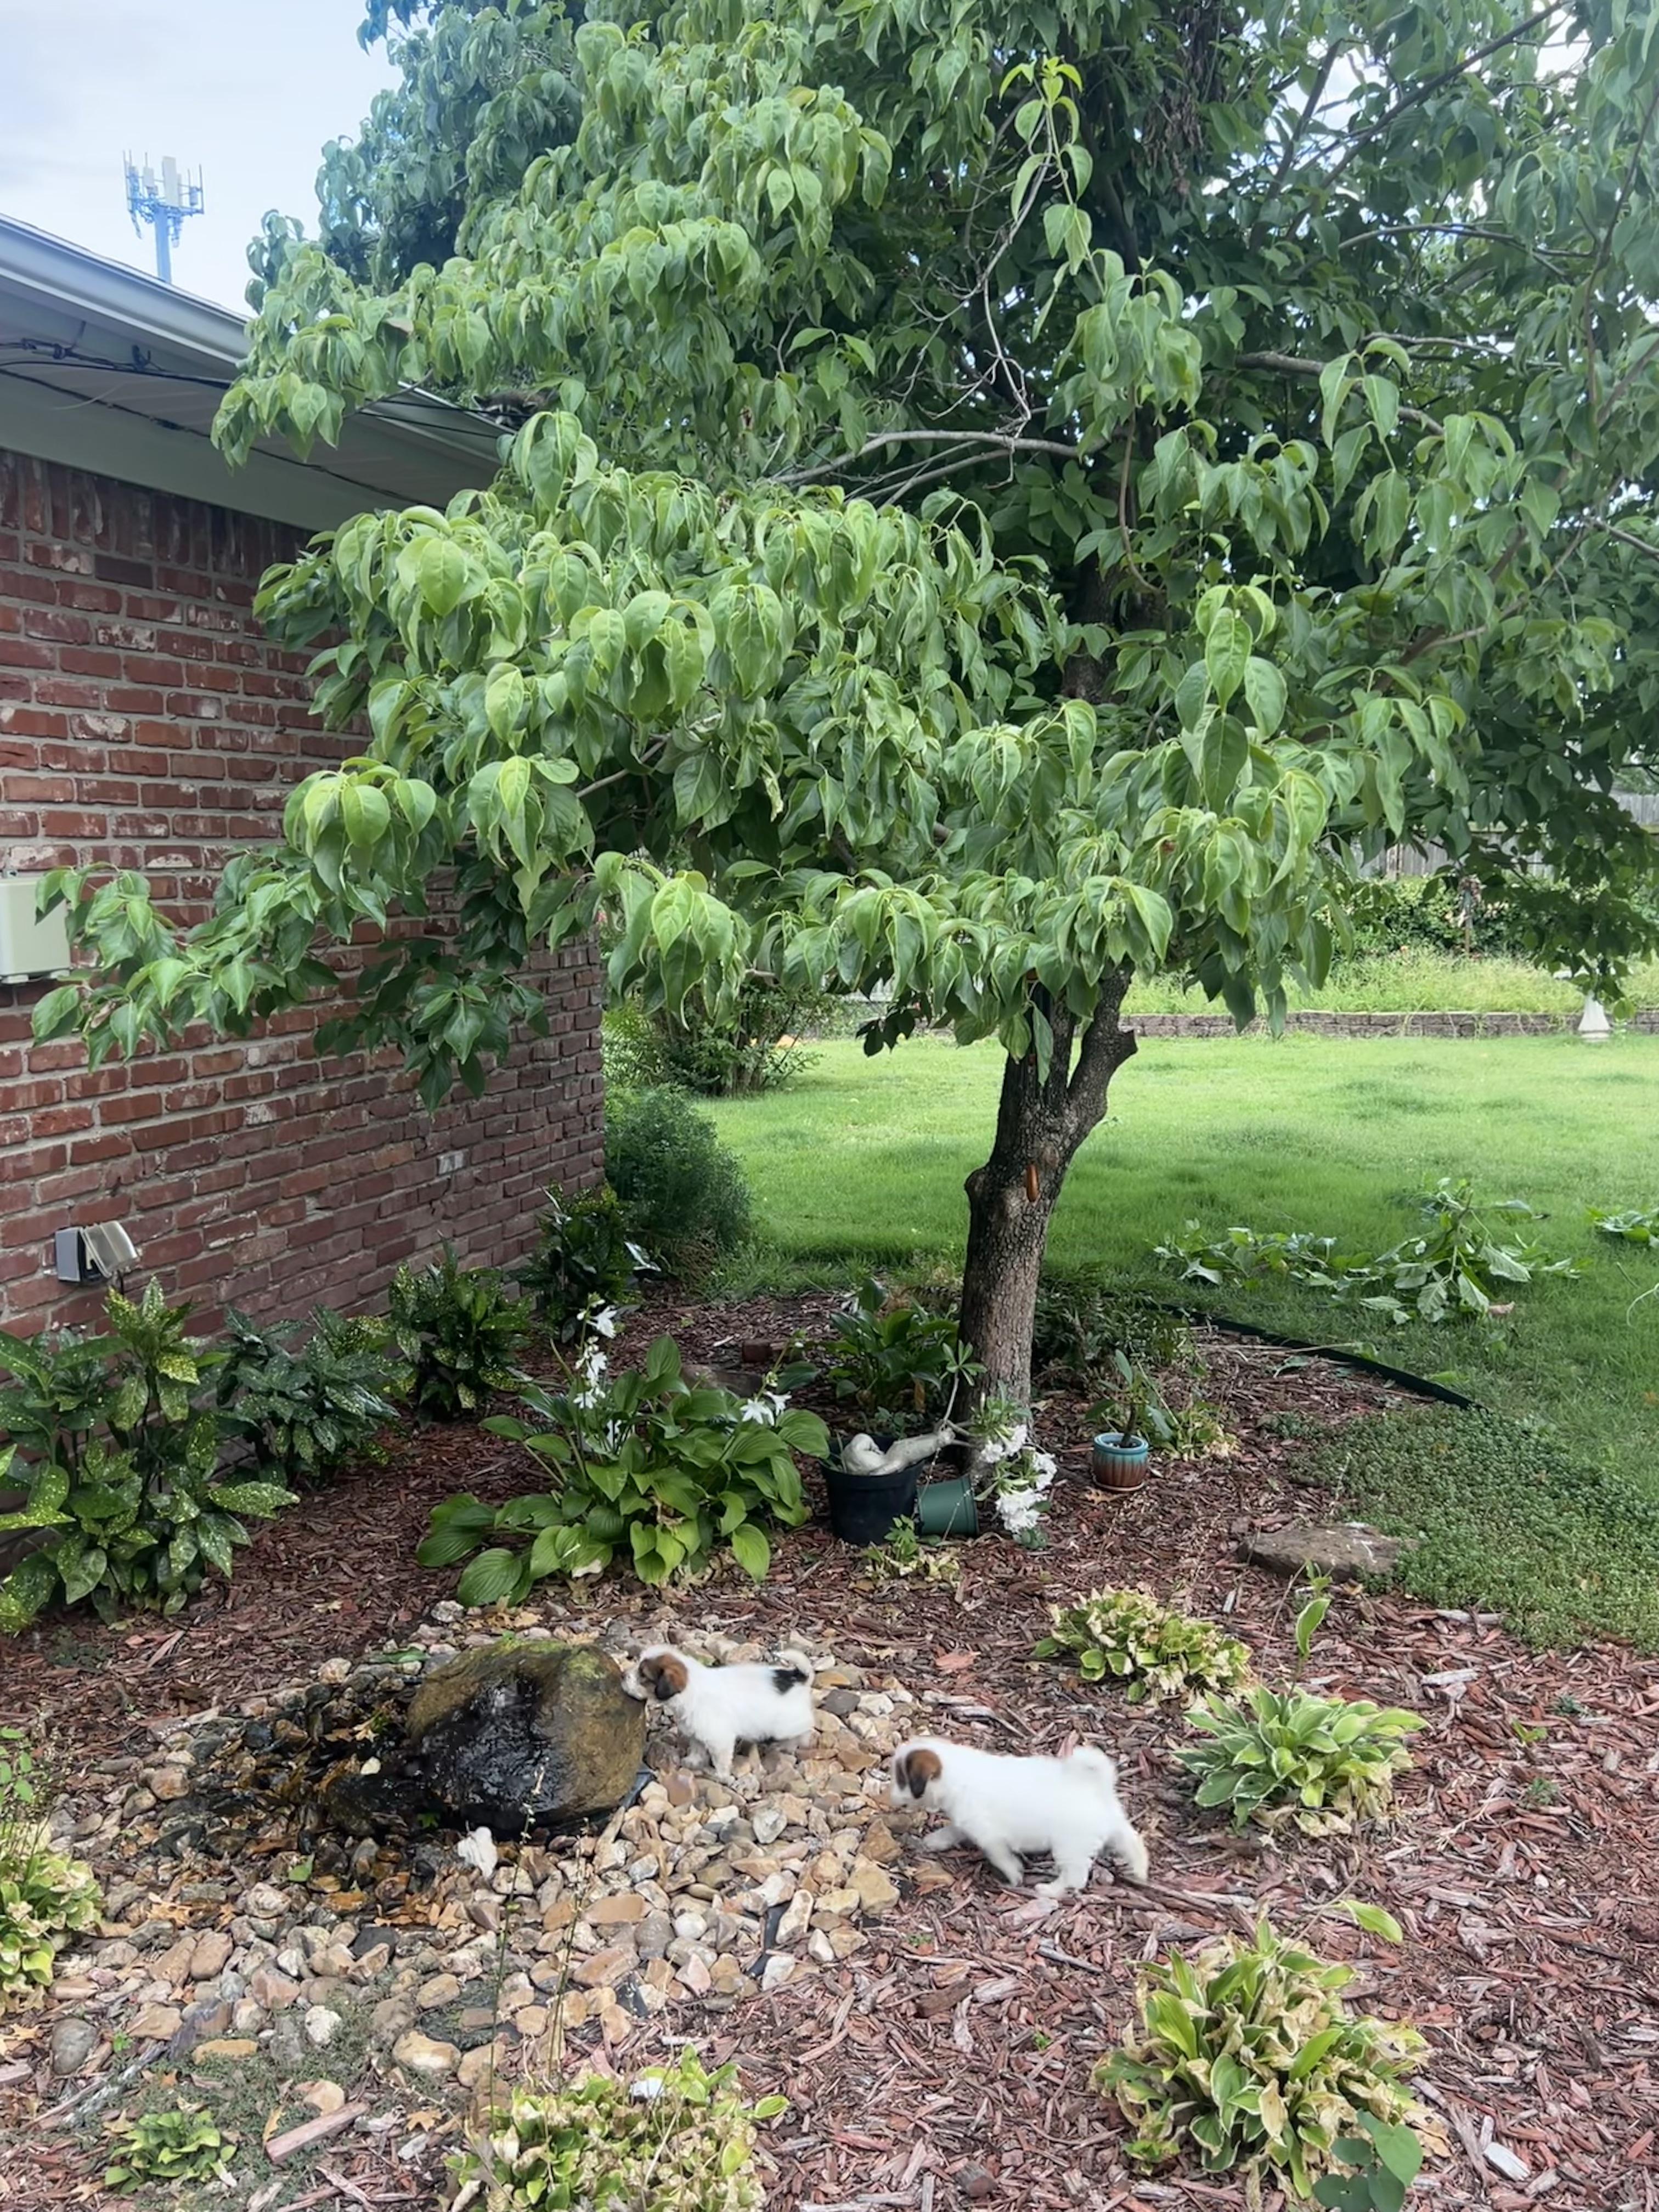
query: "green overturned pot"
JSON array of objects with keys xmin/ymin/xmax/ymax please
[
  {"xmin": 916, "ymin": 1474, "xmax": 978, "ymax": 1539},
  {"xmin": 1092, "ymin": 1431, "xmax": 1151, "ymax": 1494}
]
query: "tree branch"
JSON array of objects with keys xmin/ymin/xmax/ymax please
[
  {"xmin": 778, "ymin": 427, "xmax": 1086, "ymax": 487},
  {"xmin": 1327, "ymin": 5, "xmax": 1569, "ymax": 179},
  {"xmin": 1234, "ymin": 353, "xmax": 1445, "ymax": 435}
]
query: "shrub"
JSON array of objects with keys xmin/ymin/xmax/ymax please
[
  {"xmin": 1178, "ymin": 1688, "xmax": 1424, "ymax": 1833},
  {"xmin": 1034, "ymin": 1589, "xmax": 1253, "ymax": 1705},
  {"xmin": 105, "ymin": 2106, "xmax": 236, "ymax": 2189},
  {"xmin": 1097, "ymin": 1920, "xmax": 1427, "ymax": 2201},
  {"xmin": 421, "ymin": 1334, "xmax": 825, "ymax": 1595},
  {"xmin": 1344, "ymin": 871, "xmax": 1522, "ymax": 959},
  {"xmin": 0, "ymin": 1728, "xmax": 100, "ymax": 2008},
  {"xmin": 0, "ymin": 1286, "xmax": 294, "ymax": 1631},
  {"xmin": 448, "ymin": 2047, "xmax": 784, "ymax": 2212},
  {"xmin": 605, "ymin": 1086, "xmax": 752, "ymax": 1280},
  {"xmin": 387, "ymin": 1250, "xmax": 532, "ymax": 1419},
  {"xmin": 822, "ymin": 1277, "xmax": 979, "ymax": 1433},
  {"xmin": 215, "ymin": 1305, "xmax": 404, "ymax": 1487},
  {"xmin": 607, "ymin": 978, "xmax": 830, "ymax": 1096},
  {"xmin": 1158, "ymin": 1178, "xmax": 1581, "ymax": 1325},
  {"xmin": 515, "ymin": 1185, "xmax": 652, "ymax": 1341}
]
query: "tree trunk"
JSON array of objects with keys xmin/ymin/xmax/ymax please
[{"xmin": 958, "ymin": 974, "xmax": 1138, "ymax": 1407}]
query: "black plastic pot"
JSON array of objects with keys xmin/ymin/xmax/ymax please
[{"xmin": 825, "ymin": 1435, "xmax": 918, "ymax": 1545}]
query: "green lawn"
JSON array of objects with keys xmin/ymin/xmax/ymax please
[
  {"xmin": 1124, "ymin": 947, "xmax": 1659, "ymax": 1015},
  {"xmin": 707, "ymin": 1032, "xmax": 1659, "ymax": 1644}
]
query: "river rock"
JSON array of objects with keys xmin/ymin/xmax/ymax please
[
  {"xmin": 1239, "ymin": 1521, "xmax": 1414, "ymax": 1581},
  {"xmin": 401, "ymin": 1640, "xmax": 645, "ymax": 1834},
  {"xmin": 49, "ymin": 2017, "xmax": 98, "ymax": 2077}
]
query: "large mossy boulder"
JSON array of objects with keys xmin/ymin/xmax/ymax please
[{"xmin": 401, "ymin": 1640, "xmax": 645, "ymax": 1835}]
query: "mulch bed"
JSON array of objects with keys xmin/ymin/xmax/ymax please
[{"xmin": 3, "ymin": 1289, "xmax": 1657, "ymax": 2211}]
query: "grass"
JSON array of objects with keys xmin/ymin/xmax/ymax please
[
  {"xmin": 1123, "ymin": 947, "xmax": 1659, "ymax": 1015},
  {"xmin": 707, "ymin": 1032, "xmax": 1659, "ymax": 1646}
]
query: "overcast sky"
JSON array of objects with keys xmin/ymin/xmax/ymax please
[{"xmin": 0, "ymin": 0, "xmax": 395, "ymax": 313}]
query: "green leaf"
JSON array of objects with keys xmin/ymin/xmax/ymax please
[
  {"xmin": 729, "ymin": 1522, "xmax": 771, "ymax": 1581},
  {"xmin": 417, "ymin": 538, "xmax": 469, "ymax": 618},
  {"xmin": 455, "ymin": 1547, "xmax": 526, "ymax": 1607},
  {"xmin": 1334, "ymin": 1898, "xmax": 1404, "ymax": 1944}
]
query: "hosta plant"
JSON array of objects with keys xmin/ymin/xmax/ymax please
[
  {"xmin": 0, "ymin": 1833, "xmax": 101, "ymax": 2008},
  {"xmin": 1178, "ymin": 1688, "xmax": 1424, "ymax": 1834},
  {"xmin": 1035, "ymin": 1589, "xmax": 1254, "ymax": 1705},
  {"xmin": 387, "ymin": 1249, "xmax": 532, "ymax": 1419},
  {"xmin": 421, "ymin": 1334, "xmax": 825, "ymax": 1594},
  {"xmin": 448, "ymin": 2045, "xmax": 785, "ymax": 2212},
  {"xmin": 1590, "ymin": 1204, "xmax": 1659, "ymax": 1248},
  {"xmin": 1098, "ymin": 1921, "xmax": 1427, "ymax": 2202},
  {"xmin": 105, "ymin": 2105, "xmax": 236, "ymax": 2190}
]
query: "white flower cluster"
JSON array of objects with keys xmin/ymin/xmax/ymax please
[
  {"xmin": 988, "ymin": 1430, "xmax": 1058, "ymax": 1539},
  {"xmin": 737, "ymin": 1388, "xmax": 791, "ymax": 1426}
]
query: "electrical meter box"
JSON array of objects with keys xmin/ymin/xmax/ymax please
[{"xmin": 0, "ymin": 877, "xmax": 72, "ymax": 983}]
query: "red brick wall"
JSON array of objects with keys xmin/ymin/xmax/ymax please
[{"xmin": 0, "ymin": 452, "xmax": 602, "ymax": 1335}]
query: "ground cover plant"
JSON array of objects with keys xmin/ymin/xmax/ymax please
[
  {"xmin": 1035, "ymin": 1589, "xmax": 1253, "ymax": 1704},
  {"xmin": 1177, "ymin": 1688, "xmax": 1424, "ymax": 1833}
]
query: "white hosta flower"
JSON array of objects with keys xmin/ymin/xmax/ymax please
[
  {"xmin": 739, "ymin": 1396, "xmax": 775, "ymax": 1426},
  {"xmin": 590, "ymin": 1305, "xmax": 619, "ymax": 1339},
  {"xmin": 456, "ymin": 1826, "xmax": 498, "ymax": 1880}
]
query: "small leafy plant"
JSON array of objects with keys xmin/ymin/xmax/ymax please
[
  {"xmin": 1035, "ymin": 1588, "xmax": 1253, "ymax": 1704},
  {"xmin": 448, "ymin": 2045, "xmax": 784, "ymax": 2211},
  {"xmin": 105, "ymin": 2104, "xmax": 236, "ymax": 2189},
  {"xmin": 215, "ymin": 1305, "xmax": 404, "ymax": 1487},
  {"xmin": 823, "ymin": 1277, "xmax": 979, "ymax": 1433},
  {"xmin": 1312, "ymin": 2112, "xmax": 1427, "ymax": 2211},
  {"xmin": 1098, "ymin": 1920, "xmax": 1427, "ymax": 2201},
  {"xmin": 515, "ymin": 1184, "xmax": 654, "ymax": 1341},
  {"xmin": 1178, "ymin": 1687, "xmax": 1424, "ymax": 1833},
  {"xmin": 860, "ymin": 1519, "xmax": 961, "ymax": 1587},
  {"xmin": 0, "ymin": 1728, "xmax": 100, "ymax": 2008},
  {"xmin": 1158, "ymin": 1180, "xmax": 1580, "ymax": 1325},
  {"xmin": 1033, "ymin": 1283, "xmax": 1197, "ymax": 1392},
  {"xmin": 387, "ymin": 1250, "xmax": 532, "ymax": 1419},
  {"xmin": 0, "ymin": 1286, "xmax": 295, "ymax": 1630},
  {"xmin": 421, "ymin": 1334, "xmax": 826, "ymax": 1595}
]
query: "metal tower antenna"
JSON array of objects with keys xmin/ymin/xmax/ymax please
[{"xmin": 123, "ymin": 154, "xmax": 205, "ymax": 285}]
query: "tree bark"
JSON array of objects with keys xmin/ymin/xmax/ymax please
[{"xmin": 958, "ymin": 973, "xmax": 1138, "ymax": 1407}]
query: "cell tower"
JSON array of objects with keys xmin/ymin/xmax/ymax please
[{"xmin": 123, "ymin": 154, "xmax": 205, "ymax": 285}]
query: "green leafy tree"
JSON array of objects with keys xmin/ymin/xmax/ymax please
[{"xmin": 35, "ymin": 0, "xmax": 1659, "ymax": 1401}]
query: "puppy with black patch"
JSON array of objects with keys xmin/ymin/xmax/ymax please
[
  {"xmin": 890, "ymin": 1736, "xmax": 1149, "ymax": 1899},
  {"xmin": 622, "ymin": 1644, "xmax": 815, "ymax": 1781}
]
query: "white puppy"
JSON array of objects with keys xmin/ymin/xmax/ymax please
[
  {"xmin": 622, "ymin": 1644, "xmax": 815, "ymax": 1781},
  {"xmin": 890, "ymin": 1736, "xmax": 1149, "ymax": 1899}
]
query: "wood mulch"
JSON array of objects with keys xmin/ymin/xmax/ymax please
[{"xmin": 3, "ymin": 1289, "xmax": 1656, "ymax": 2211}]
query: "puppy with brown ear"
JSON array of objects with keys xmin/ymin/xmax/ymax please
[
  {"xmin": 622, "ymin": 1644, "xmax": 815, "ymax": 1781},
  {"xmin": 890, "ymin": 1736, "xmax": 1148, "ymax": 1899}
]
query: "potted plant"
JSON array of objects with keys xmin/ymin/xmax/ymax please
[
  {"xmin": 826, "ymin": 1429, "xmax": 956, "ymax": 1545},
  {"xmin": 1089, "ymin": 1353, "xmax": 1159, "ymax": 1494}
]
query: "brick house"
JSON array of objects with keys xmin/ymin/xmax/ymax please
[{"xmin": 0, "ymin": 217, "xmax": 602, "ymax": 1335}]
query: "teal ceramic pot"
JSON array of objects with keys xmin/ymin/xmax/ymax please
[{"xmin": 1092, "ymin": 1431, "xmax": 1151, "ymax": 1494}]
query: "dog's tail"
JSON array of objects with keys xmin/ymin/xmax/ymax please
[
  {"xmin": 1067, "ymin": 1745, "xmax": 1120, "ymax": 1790},
  {"xmin": 774, "ymin": 1648, "xmax": 816, "ymax": 1688}
]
